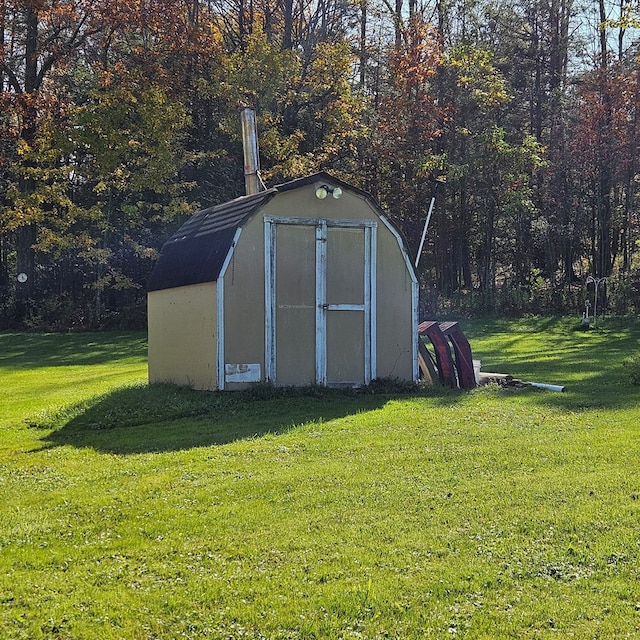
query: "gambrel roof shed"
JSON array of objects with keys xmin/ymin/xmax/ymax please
[{"xmin": 147, "ymin": 172, "xmax": 418, "ymax": 390}]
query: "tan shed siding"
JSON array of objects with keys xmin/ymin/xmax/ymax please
[
  {"xmin": 261, "ymin": 183, "xmax": 374, "ymax": 222},
  {"xmin": 375, "ymin": 222, "xmax": 415, "ymax": 380},
  {"xmin": 147, "ymin": 282, "xmax": 218, "ymax": 390},
  {"xmin": 221, "ymin": 213, "xmax": 266, "ymax": 388}
]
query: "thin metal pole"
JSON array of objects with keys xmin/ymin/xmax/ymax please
[{"xmin": 415, "ymin": 181, "xmax": 442, "ymax": 269}]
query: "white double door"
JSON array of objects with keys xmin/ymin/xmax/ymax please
[{"xmin": 265, "ymin": 217, "xmax": 376, "ymax": 386}]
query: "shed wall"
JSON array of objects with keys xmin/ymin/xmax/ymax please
[
  {"xmin": 220, "ymin": 216, "xmax": 266, "ymax": 389},
  {"xmin": 222, "ymin": 183, "xmax": 415, "ymax": 386},
  {"xmin": 148, "ymin": 282, "xmax": 218, "ymax": 390},
  {"xmin": 375, "ymin": 224, "xmax": 415, "ymax": 379},
  {"xmin": 261, "ymin": 184, "xmax": 374, "ymax": 222},
  {"xmin": 223, "ymin": 185, "xmax": 376, "ymax": 387}
]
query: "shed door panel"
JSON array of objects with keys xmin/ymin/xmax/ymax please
[
  {"xmin": 326, "ymin": 311, "xmax": 365, "ymax": 384},
  {"xmin": 325, "ymin": 227, "xmax": 366, "ymax": 385},
  {"xmin": 327, "ymin": 227, "xmax": 364, "ymax": 305},
  {"xmin": 274, "ymin": 224, "xmax": 316, "ymax": 385}
]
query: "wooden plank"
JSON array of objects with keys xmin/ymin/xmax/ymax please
[{"xmin": 418, "ymin": 338, "xmax": 439, "ymax": 385}]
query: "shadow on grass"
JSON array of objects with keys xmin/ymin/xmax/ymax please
[
  {"xmin": 36, "ymin": 373, "xmax": 639, "ymax": 456},
  {"xmin": 25, "ymin": 317, "xmax": 640, "ymax": 456},
  {"xmin": 462, "ymin": 316, "xmax": 640, "ymax": 411},
  {"xmin": 38, "ymin": 360, "xmax": 640, "ymax": 458},
  {"xmin": 41, "ymin": 382, "xmax": 460, "ymax": 455},
  {"xmin": 0, "ymin": 331, "xmax": 147, "ymax": 368}
]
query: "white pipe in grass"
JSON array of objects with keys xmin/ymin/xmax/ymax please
[{"xmin": 528, "ymin": 382, "xmax": 566, "ymax": 392}]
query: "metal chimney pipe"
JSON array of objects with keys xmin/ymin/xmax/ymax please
[{"xmin": 240, "ymin": 108, "xmax": 261, "ymax": 195}]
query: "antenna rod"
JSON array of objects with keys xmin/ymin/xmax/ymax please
[{"xmin": 415, "ymin": 179, "xmax": 443, "ymax": 269}]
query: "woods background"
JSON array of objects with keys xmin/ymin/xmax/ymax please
[{"xmin": 1, "ymin": 0, "xmax": 639, "ymax": 330}]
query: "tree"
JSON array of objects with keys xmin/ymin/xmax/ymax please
[
  {"xmin": 570, "ymin": 0, "xmax": 640, "ymax": 280},
  {"xmin": 432, "ymin": 41, "xmax": 520, "ymax": 299},
  {"xmin": 367, "ymin": 15, "xmax": 445, "ymax": 265},
  {"xmin": 1, "ymin": 0, "xmax": 202, "ymax": 323},
  {"xmin": 1, "ymin": 0, "xmax": 105, "ymax": 304}
]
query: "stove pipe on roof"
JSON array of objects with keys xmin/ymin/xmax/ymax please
[{"xmin": 240, "ymin": 108, "xmax": 262, "ymax": 195}]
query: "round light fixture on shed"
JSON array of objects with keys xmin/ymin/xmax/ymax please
[
  {"xmin": 315, "ymin": 184, "xmax": 342, "ymax": 200},
  {"xmin": 315, "ymin": 186, "xmax": 328, "ymax": 199},
  {"xmin": 17, "ymin": 272, "xmax": 28, "ymax": 283}
]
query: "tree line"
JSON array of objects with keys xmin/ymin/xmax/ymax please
[{"xmin": 1, "ymin": 0, "xmax": 639, "ymax": 329}]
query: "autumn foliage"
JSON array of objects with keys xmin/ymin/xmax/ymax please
[{"xmin": 2, "ymin": 0, "xmax": 640, "ymax": 327}]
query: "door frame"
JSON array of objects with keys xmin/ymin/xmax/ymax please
[{"xmin": 264, "ymin": 216, "xmax": 377, "ymax": 386}]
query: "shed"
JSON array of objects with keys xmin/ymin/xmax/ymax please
[{"xmin": 147, "ymin": 172, "xmax": 418, "ymax": 390}]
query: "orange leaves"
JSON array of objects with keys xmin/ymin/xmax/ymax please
[
  {"xmin": 389, "ymin": 17, "xmax": 441, "ymax": 85},
  {"xmin": 572, "ymin": 66, "xmax": 640, "ymax": 179},
  {"xmin": 377, "ymin": 16, "xmax": 445, "ymax": 154}
]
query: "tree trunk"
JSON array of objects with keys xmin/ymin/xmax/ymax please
[
  {"xmin": 359, "ymin": 0, "xmax": 367, "ymax": 88},
  {"xmin": 282, "ymin": 0, "xmax": 294, "ymax": 49},
  {"xmin": 595, "ymin": 0, "xmax": 613, "ymax": 277},
  {"xmin": 15, "ymin": 3, "xmax": 40, "ymax": 304},
  {"xmin": 394, "ymin": 0, "xmax": 403, "ymax": 48}
]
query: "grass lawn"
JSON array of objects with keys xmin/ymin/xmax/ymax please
[{"xmin": 1, "ymin": 318, "xmax": 639, "ymax": 639}]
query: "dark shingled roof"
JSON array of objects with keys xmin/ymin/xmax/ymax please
[
  {"xmin": 147, "ymin": 173, "xmax": 377, "ymax": 292},
  {"xmin": 147, "ymin": 189, "xmax": 276, "ymax": 291}
]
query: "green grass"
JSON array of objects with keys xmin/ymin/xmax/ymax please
[{"xmin": 1, "ymin": 319, "xmax": 640, "ymax": 639}]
